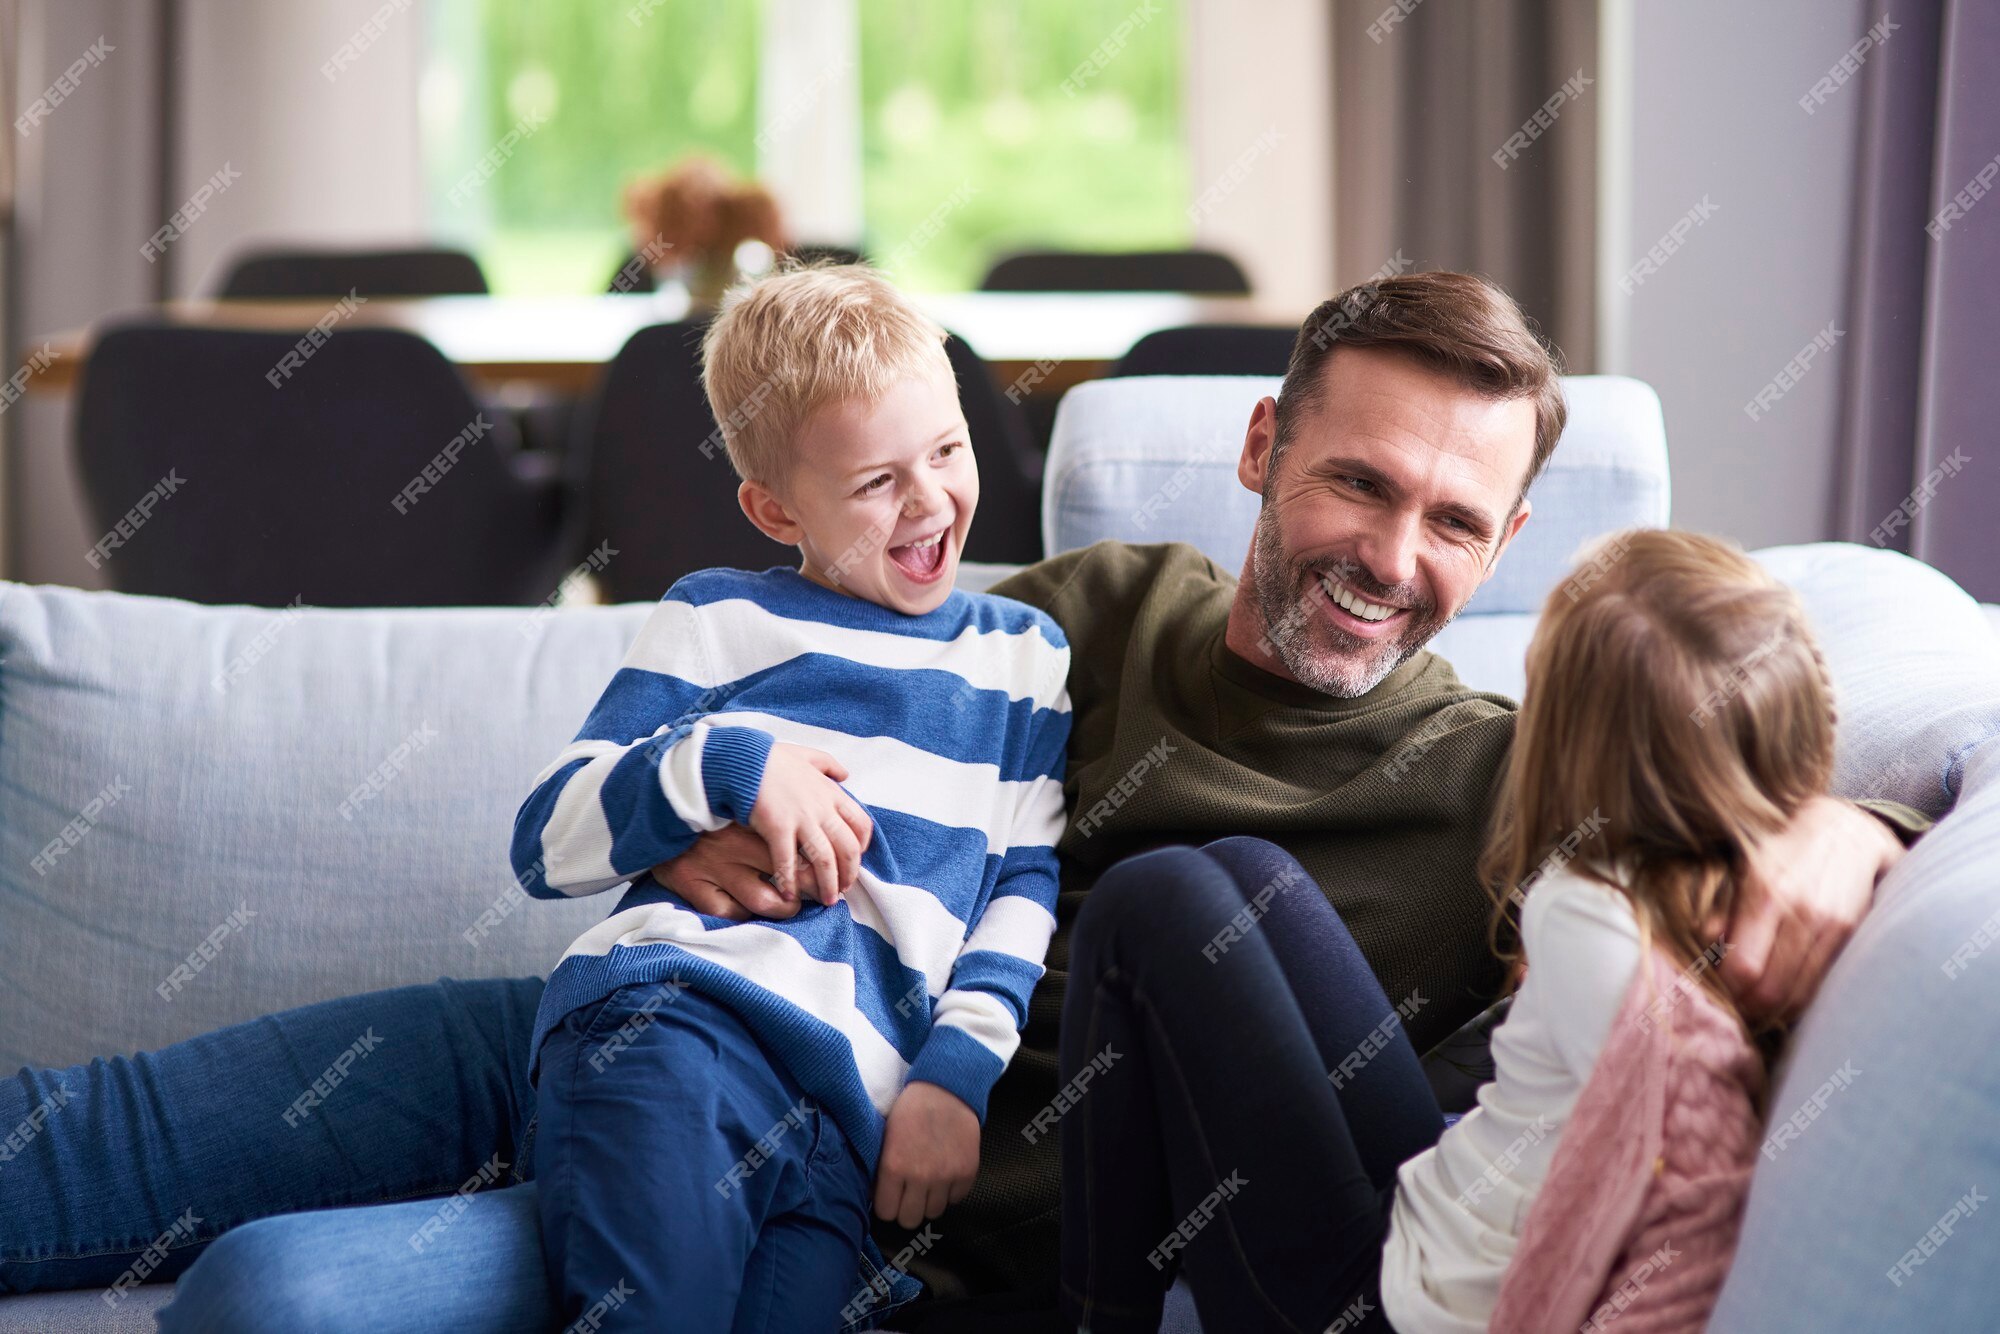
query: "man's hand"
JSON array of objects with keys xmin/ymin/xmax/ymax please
[
  {"xmin": 652, "ymin": 824, "xmax": 806, "ymax": 921},
  {"xmin": 1712, "ymin": 796, "xmax": 1907, "ymax": 1023},
  {"xmin": 747, "ymin": 743, "xmax": 872, "ymax": 906},
  {"xmin": 874, "ymin": 1082, "xmax": 980, "ymax": 1229}
]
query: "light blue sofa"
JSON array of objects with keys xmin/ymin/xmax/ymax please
[{"xmin": 2, "ymin": 374, "xmax": 1996, "ymax": 1331}]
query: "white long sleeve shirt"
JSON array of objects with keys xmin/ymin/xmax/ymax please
[{"xmin": 1380, "ymin": 869, "xmax": 1644, "ymax": 1334}]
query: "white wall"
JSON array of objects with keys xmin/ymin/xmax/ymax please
[
  {"xmin": 6, "ymin": 0, "xmax": 429, "ymax": 586},
  {"xmin": 1617, "ymin": 0, "xmax": 1867, "ymax": 548},
  {"xmin": 1183, "ymin": 0, "xmax": 1334, "ymax": 313},
  {"xmin": 757, "ymin": 0, "xmax": 862, "ymax": 247},
  {"xmin": 9, "ymin": 0, "xmax": 166, "ymax": 586},
  {"xmin": 171, "ymin": 0, "xmax": 428, "ymax": 297}
]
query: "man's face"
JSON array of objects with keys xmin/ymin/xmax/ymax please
[{"xmin": 1240, "ymin": 345, "xmax": 1538, "ymax": 696}]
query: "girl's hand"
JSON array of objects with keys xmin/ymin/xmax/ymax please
[
  {"xmin": 874, "ymin": 1082, "xmax": 980, "ymax": 1229},
  {"xmin": 746, "ymin": 743, "xmax": 873, "ymax": 905}
]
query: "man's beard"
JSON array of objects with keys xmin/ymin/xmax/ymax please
[{"xmin": 1247, "ymin": 505, "xmax": 1454, "ymax": 698}]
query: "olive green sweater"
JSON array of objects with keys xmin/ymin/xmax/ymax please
[
  {"xmin": 893, "ymin": 539, "xmax": 1926, "ymax": 1317},
  {"xmin": 897, "ymin": 540, "xmax": 1521, "ymax": 1308}
]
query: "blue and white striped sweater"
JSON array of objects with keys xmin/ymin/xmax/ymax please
[{"xmin": 513, "ymin": 566, "xmax": 1071, "ymax": 1170}]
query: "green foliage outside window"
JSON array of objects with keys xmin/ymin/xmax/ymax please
[{"xmin": 422, "ymin": 0, "xmax": 1187, "ymax": 294}]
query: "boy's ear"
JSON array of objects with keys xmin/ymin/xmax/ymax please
[{"xmin": 738, "ymin": 479, "xmax": 806, "ymax": 546}]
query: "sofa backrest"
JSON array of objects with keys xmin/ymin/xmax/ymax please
[
  {"xmin": 1041, "ymin": 374, "xmax": 1670, "ymax": 616},
  {"xmin": 0, "ymin": 585, "xmax": 650, "ymax": 1070}
]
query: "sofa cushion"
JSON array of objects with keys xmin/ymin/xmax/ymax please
[
  {"xmin": 1755, "ymin": 543, "xmax": 2000, "ymax": 819},
  {"xmin": 0, "ymin": 582, "xmax": 649, "ymax": 1070},
  {"xmin": 1041, "ymin": 374, "xmax": 1670, "ymax": 616},
  {"xmin": 0, "ymin": 1285, "xmax": 171, "ymax": 1332},
  {"xmin": 1711, "ymin": 735, "xmax": 2000, "ymax": 1330}
]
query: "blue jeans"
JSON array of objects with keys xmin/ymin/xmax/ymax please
[
  {"xmin": 0, "ymin": 972, "xmax": 919, "ymax": 1331},
  {"xmin": 0, "ymin": 975, "xmax": 551, "ymax": 1329},
  {"xmin": 1060, "ymin": 838, "xmax": 1442, "ymax": 1334},
  {"xmin": 537, "ymin": 982, "xmax": 877, "ymax": 1333}
]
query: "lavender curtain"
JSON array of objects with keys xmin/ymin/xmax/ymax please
[{"xmin": 1834, "ymin": 0, "xmax": 2000, "ymax": 600}]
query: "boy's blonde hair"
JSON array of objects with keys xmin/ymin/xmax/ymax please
[
  {"xmin": 1480, "ymin": 528, "xmax": 1837, "ymax": 1033},
  {"xmin": 700, "ymin": 262, "xmax": 954, "ymax": 487}
]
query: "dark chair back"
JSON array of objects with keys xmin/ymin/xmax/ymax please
[
  {"xmin": 74, "ymin": 324, "xmax": 567, "ymax": 607},
  {"xmin": 578, "ymin": 322, "xmax": 1042, "ymax": 604},
  {"xmin": 979, "ymin": 248, "xmax": 1251, "ymax": 295},
  {"xmin": 943, "ymin": 334, "xmax": 1043, "ymax": 564},
  {"xmin": 576, "ymin": 321, "xmax": 792, "ymax": 602},
  {"xmin": 218, "ymin": 247, "xmax": 489, "ymax": 299},
  {"xmin": 1109, "ymin": 324, "xmax": 1299, "ymax": 378}
]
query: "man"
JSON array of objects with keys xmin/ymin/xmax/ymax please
[{"xmin": 651, "ymin": 272, "xmax": 1915, "ymax": 1326}]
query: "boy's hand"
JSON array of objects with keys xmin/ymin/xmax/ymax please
[
  {"xmin": 875, "ymin": 1082, "xmax": 980, "ymax": 1228},
  {"xmin": 747, "ymin": 743, "xmax": 872, "ymax": 906}
]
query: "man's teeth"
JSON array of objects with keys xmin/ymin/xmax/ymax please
[{"xmin": 1319, "ymin": 574, "xmax": 1397, "ymax": 622}]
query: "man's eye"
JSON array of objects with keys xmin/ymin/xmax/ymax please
[
  {"xmin": 1441, "ymin": 515, "xmax": 1471, "ymax": 533},
  {"xmin": 1342, "ymin": 476, "xmax": 1376, "ymax": 494}
]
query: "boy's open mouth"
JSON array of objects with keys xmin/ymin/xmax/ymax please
[{"xmin": 888, "ymin": 528, "xmax": 950, "ymax": 583}]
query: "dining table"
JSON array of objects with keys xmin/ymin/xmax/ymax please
[{"xmin": 23, "ymin": 289, "xmax": 1301, "ymax": 403}]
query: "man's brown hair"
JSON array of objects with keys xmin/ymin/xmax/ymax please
[{"xmin": 1274, "ymin": 271, "xmax": 1568, "ymax": 509}]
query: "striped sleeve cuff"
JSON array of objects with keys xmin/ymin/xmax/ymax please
[
  {"xmin": 906, "ymin": 1021, "xmax": 1010, "ymax": 1123},
  {"xmin": 699, "ymin": 725, "xmax": 775, "ymax": 825}
]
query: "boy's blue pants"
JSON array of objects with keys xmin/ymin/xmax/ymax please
[{"xmin": 535, "ymin": 981, "xmax": 887, "ymax": 1333}]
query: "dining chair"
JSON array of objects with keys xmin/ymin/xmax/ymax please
[
  {"xmin": 978, "ymin": 248, "xmax": 1252, "ymax": 295},
  {"xmin": 216, "ymin": 246, "xmax": 490, "ymax": 299},
  {"xmin": 1108, "ymin": 324, "xmax": 1299, "ymax": 378},
  {"xmin": 74, "ymin": 323, "xmax": 570, "ymax": 607}
]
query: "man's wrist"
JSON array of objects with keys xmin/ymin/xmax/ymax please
[{"xmin": 1849, "ymin": 796, "xmax": 1933, "ymax": 849}]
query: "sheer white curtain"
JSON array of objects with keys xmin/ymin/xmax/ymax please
[
  {"xmin": 756, "ymin": 0, "xmax": 862, "ymax": 248},
  {"xmin": 1182, "ymin": 0, "xmax": 1336, "ymax": 314}
]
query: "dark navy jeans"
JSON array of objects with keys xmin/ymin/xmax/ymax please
[{"xmin": 1059, "ymin": 838, "xmax": 1445, "ymax": 1334}]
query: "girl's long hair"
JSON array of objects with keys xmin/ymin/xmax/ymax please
[{"xmin": 1480, "ymin": 529, "xmax": 1837, "ymax": 1028}]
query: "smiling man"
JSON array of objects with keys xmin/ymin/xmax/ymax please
[
  {"xmin": 1238, "ymin": 325, "xmax": 1550, "ymax": 698},
  {"xmin": 654, "ymin": 271, "xmax": 1913, "ymax": 1327}
]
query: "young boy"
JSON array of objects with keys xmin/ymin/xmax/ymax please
[{"xmin": 513, "ymin": 264, "xmax": 1071, "ymax": 1332}]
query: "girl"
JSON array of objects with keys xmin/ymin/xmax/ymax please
[{"xmin": 1059, "ymin": 529, "xmax": 1887, "ymax": 1333}]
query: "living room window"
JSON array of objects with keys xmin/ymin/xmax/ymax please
[{"xmin": 419, "ymin": 0, "xmax": 1188, "ymax": 294}]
